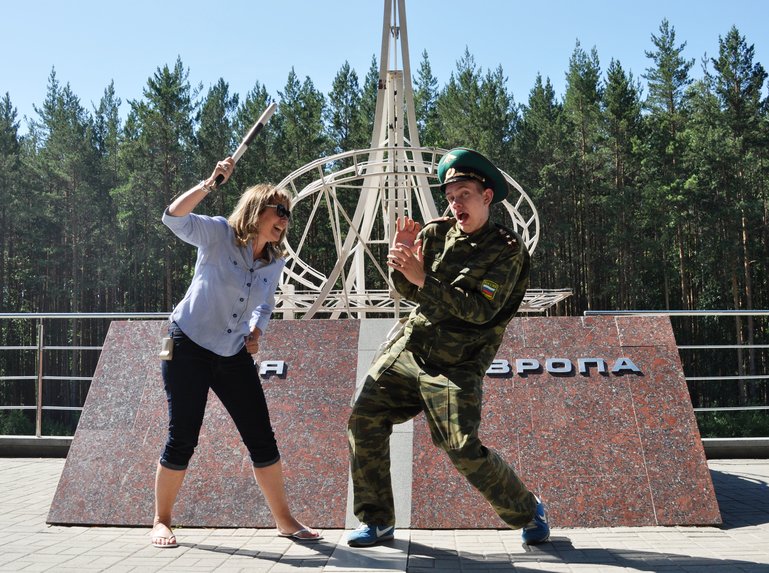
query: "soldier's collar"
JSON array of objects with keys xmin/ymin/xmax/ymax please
[{"xmin": 450, "ymin": 217, "xmax": 493, "ymax": 238}]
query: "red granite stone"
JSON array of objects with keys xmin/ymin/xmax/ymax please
[
  {"xmin": 409, "ymin": 316, "xmax": 721, "ymax": 528},
  {"xmin": 48, "ymin": 319, "xmax": 357, "ymax": 528},
  {"xmin": 48, "ymin": 316, "xmax": 720, "ymax": 529}
]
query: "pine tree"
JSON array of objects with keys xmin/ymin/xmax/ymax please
[
  {"xmin": 693, "ymin": 26, "xmax": 769, "ymax": 405},
  {"xmin": 603, "ymin": 59, "xmax": 644, "ymax": 308},
  {"xmin": 326, "ymin": 61, "xmax": 365, "ymax": 154},
  {"xmin": 232, "ymin": 82, "xmax": 277, "ymax": 199},
  {"xmin": 413, "ymin": 50, "xmax": 441, "ymax": 147},
  {"xmin": 0, "ymin": 93, "xmax": 31, "ymax": 427},
  {"xmin": 359, "ymin": 55, "xmax": 379, "ymax": 145},
  {"xmin": 275, "ymin": 68, "xmax": 328, "ymax": 173},
  {"xmin": 113, "ymin": 57, "xmax": 197, "ymax": 310},
  {"xmin": 562, "ymin": 41, "xmax": 605, "ymax": 311},
  {"xmin": 437, "ymin": 48, "xmax": 482, "ymax": 149},
  {"xmin": 27, "ymin": 70, "xmax": 103, "ymax": 313},
  {"xmin": 642, "ymin": 18, "xmax": 695, "ymax": 309},
  {"xmin": 275, "ymin": 69, "xmax": 333, "ymax": 274},
  {"xmin": 197, "ymin": 78, "xmax": 238, "ymax": 215},
  {"xmin": 513, "ymin": 76, "xmax": 568, "ymax": 304},
  {"xmin": 91, "ymin": 82, "xmax": 123, "ymax": 312},
  {"xmin": 477, "ymin": 65, "xmax": 517, "ymax": 168},
  {"xmin": 0, "ymin": 93, "xmax": 22, "ymax": 312},
  {"xmin": 93, "ymin": 81, "xmax": 122, "ymax": 192}
]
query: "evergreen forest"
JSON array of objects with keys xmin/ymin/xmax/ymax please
[{"xmin": 1, "ymin": 20, "xmax": 768, "ymax": 435}]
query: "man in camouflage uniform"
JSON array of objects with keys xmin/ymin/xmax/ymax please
[{"xmin": 346, "ymin": 148, "xmax": 550, "ymax": 547}]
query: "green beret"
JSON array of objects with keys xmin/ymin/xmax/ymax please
[{"xmin": 437, "ymin": 147, "xmax": 509, "ymax": 203}]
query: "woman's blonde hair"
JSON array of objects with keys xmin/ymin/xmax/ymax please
[{"xmin": 227, "ymin": 183, "xmax": 291, "ymax": 257}]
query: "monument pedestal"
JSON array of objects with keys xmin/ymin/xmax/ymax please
[{"xmin": 48, "ymin": 316, "xmax": 721, "ymax": 528}]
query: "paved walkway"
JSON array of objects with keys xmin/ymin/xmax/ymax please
[{"xmin": 1, "ymin": 458, "xmax": 768, "ymax": 572}]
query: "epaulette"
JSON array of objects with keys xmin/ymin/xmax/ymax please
[
  {"xmin": 424, "ymin": 216, "xmax": 454, "ymax": 227},
  {"xmin": 494, "ymin": 223, "xmax": 521, "ymax": 250}
]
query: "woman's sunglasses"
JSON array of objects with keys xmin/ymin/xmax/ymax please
[{"xmin": 265, "ymin": 204, "xmax": 291, "ymax": 220}]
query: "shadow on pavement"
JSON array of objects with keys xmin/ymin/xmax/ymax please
[
  {"xmin": 177, "ymin": 538, "xmax": 335, "ymax": 568},
  {"xmin": 168, "ymin": 464, "xmax": 769, "ymax": 571},
  {"xmin": 405, "ymin": 537, "xmax": 769, "ymax": 572},
  {"xmin": 181, "ymin": 534, "xmax": 769, "ymax": 572},
  {"xmin": 711, "ymin": 468, "xmax": 769, "ymax": 529}
]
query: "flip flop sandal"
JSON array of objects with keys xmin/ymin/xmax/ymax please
[
  {"xmin": 151, "ymin": 534, "xmax": 178, "ymax": 548},
  {"xmin": 150, "ymin": 524, "xmax": 179, "ymax": 548},
  {"xmin": 277, "ymin": 527, "xmax": 322, "ymax": 541}
]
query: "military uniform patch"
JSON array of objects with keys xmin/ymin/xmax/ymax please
[{"xmin": 481, "ymin": 279, "xmax": 499, "ymax": 300}]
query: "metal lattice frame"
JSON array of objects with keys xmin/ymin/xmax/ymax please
[
  {"xmin": 272, "ymin": 0, "xmax": 570, "ymax": 318},
  {"xmin": 273, "ymin": 146, "xmax": 557, "ymax": 318}
]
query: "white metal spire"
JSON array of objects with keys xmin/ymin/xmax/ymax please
[{"xmin": 274, "ymin": 0, "xmax": 562, "ymax": 319}]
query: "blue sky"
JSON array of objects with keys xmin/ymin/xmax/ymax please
[{"xmin": 2, "ymin": 0, "xmax": 767, "ymax": 132}]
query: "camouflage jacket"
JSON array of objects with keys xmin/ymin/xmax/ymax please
[{"xmin": 392, "ymin": 217, "xmax": 529, "ymax": 377}]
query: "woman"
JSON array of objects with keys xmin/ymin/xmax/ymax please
[{"xmin": 150, "ymin": 157, "xmax": 320, "ymax": 548}]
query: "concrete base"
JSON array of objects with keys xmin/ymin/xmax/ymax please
[
  {"xmin": 703, "ymin": 437, "xmax": 769, "ymax": 459},
  {"xmin": 0, "ymin": 436, "xmax": 71, "ymax": 458}
]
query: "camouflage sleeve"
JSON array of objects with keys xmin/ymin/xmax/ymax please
[
  {"xmin": 390, "ymin": 226, "xmax": 429, "ymax": 300},
  {"xmin": 392, "ymin": 266, "xmax": 419, "ymax": 299},
  {"xmin": 415, "ymin": 240, "xmax": 526, "ymax": 325}
]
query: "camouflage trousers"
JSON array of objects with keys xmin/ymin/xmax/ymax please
[{"xmin": 348, "ymin": 344, "xmax": 536, "ymax": 528}]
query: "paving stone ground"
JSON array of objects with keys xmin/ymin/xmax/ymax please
[{"xmin": 1, "ymin": 458, "xmax": 768, "ymax": 572}]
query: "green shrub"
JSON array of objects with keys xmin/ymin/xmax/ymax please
[
  {"xmin": 42, "ymin": 414, "xmax": 80, "ymax": 436},
  {"xmin": 0, "ymin": 410, "xmax": 35, "ymax": 435},
  {"xmin": 696, "ymin": 410, "xmax": 769, "ymax": 438}
]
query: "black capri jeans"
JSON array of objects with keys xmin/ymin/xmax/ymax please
[{"xmin": 159, "ymin": 323, "xmax": 280, "ymax": 470}]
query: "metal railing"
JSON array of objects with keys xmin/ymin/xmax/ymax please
[
  {"xmin": 0, "ymin": 313, "xmax": 167, "ymax": 440},
  {"xmin": 585, "ymin": 310, "xmax": 769, "ymax": 456},
  {"xmin": 2, "ymin": 311, "xmax": 768, "ymax": 457}
]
